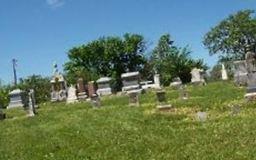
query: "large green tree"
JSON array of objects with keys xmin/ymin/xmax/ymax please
[
  {"xmin": 64, "ymin": 33, "xmax": 147, "ymax": 91},
  {"xmin": 17, "ymin": 75, "xmax": 51, "ymax": 104},
  {"xmin": 152, "ymin": 34, "xmax": 208, "ymax": 85},
  {"xmin": 203, "ymin": 10, "xmax": 256, "ymax": 61}
]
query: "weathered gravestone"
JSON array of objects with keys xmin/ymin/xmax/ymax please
[
  {"xmin": 153, "ymin": 74, "xmax": 161, "ymax": 89},
  {"xmin": 77, "ymin": 78, "xmax": 87, "ymax": 100},
  {"xmin": 244, "ymin": 46, "xmax": 256, "ymax": 100},
  {"xmin": 66, "ymin": 85, "xmax": 78, "ymax": 104},
  {"xmin": 50, "ymin": 63, "xmax": 67, "ymax": 102},
  {"xmin": 96, "ymin": 77, "xmax": 112, "ymax": 96},
  {"xmin": 221, "ymin": 64, "xmax": 228, "ymax": 80},
  {"xmin": 128, "ymin": 90, "xmax": 140, "ymax": 107},
  {"xmin": 121, "ymin": 72, "xmax": 141, "ymax": 92},
  {"xmin": 7, "ymin": 89, "xmax": 27, "ymax": 109},
  {"xmin": 233, "ymin": 61, "xmax": 247, "ymax": 86},
  {"xmin": 190, "ymin": 68, "xmax": 206, "ymax": 85},
  {"xmin": 27, "ymin": 89, "xmax": 36, "ymax": 117},
  {"xmin": 91, "ymin": 94, "xmax": 101, "ymax": 108},
  {"xmin": 179, "ymin": 85, "xmax": 189, "ymax": 100},
  {"xmin": 156, "ymin": 90, "xmax": 172, "ymax": 111}
]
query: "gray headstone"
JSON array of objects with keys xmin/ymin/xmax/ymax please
[
  {"xmin": 7, "ymin": 89, "xmax": 27, "ymax": 109},
  {"xmin": 121, "ymin": 72, "xmax": 141, "ymax": 92},
  {"xmin": 128, "ymin": 90, "xmax": 140, "ymax": 107},
  {"xmin": 96, "ymin": 77, "xmax": 112, "ymax": 96},
  {"xmin": 91, "ymin": 94, "xmax": 101, "ymax": 108},
  {"xmin": 27, "ymin": 89, "xmax": 36, "ymax": 117}
]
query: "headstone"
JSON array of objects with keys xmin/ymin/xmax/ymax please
[
  {"xmin": 96, "ymin": 77, "xmax": 112, "ymax": 96},
  {"xmin": 244, "ymin": 46, "xmax": 256, "ymax": 100},
  {"xmin": 233, "ymin": 61, "xmax": 247, "ymax": 86},
  {"xmin": 170, "ymin": 77, "xmax": 182, "ymax": 89},
  {"xmin": 190, "ymin": 68, "xmax": 206, "ymax": 85},
  {"xmin": 128, "ymin": 90, "xmax": 140, "ymax": 107},
  {"xmin": 221, "ymin": 64, "xmax": 228, "ymax": 80},
  {"xmin": 196, "ymin": 111, "xmax": 207, "ymax": 122},
  {"xmin": 7, "ymin": 89, "xmax": 27, "ymax": 109},
  {"xmin": 50, "ymin": 63, "xmax": 67, "ymax": 102},
  {"xmin": 66, "ymin": 85, "xmax": 78, "ymax": 104},
  {"xmin": 121, "ymin": 72, "xmax": 141, "ymax": 92},
  {"xmin": 27, "ymin": 89, "xmax": 36, "ymax": 117},
  {"xmin": 156, "ymin": 90, "xmax": 172, "ymax": 111},
  {"xmin": 179, "ymin": 85, "xmax": 189, "ymax": 100},
  {"xmin": 88, "ymin": 81, "xmax": 97, "ymax": 98},
  {"xmin": 153, "ymin": 74, "xmax": 161, "ymax": 89},
  {"xmin": 91, "ymin": 94, "xmax": 101, "ymax": 108},
  {"xmin": 77, "ymin": 78, "xmax": 87, "ymax": 100}
]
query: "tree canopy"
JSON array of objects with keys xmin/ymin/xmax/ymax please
[
  {"xmin": 151, "ymin": 34, "xmax": 208, "ymax": 85},
  {"xmin": 203, "ymin": 10, "xmax": 256, "ymax": 61}
]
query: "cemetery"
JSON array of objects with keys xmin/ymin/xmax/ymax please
[{"xmin": 1, "ymin": 2, "xmax": 256, "ymax": 159}]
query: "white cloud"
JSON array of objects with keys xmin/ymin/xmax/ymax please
[{"xmin": 46, "ymin": 0, "xmax": 65, "ymax": 8}]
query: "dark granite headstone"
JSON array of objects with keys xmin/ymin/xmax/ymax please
[
  {"xmin": 88, "ymin": 81, "xmax": 97, "ymax": 98},
  {"xmin": 77, "ymin": 78, "xmax": 87, "ymax": 100}
]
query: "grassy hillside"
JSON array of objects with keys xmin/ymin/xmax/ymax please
[{"xmin": 1, "ymin": 81, "xmax": 256, "ymax": 160}]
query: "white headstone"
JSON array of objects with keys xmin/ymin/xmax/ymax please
[
  {"xmin": 221, "ymin": 64, "xmax": 228, "ymax": 80},
  {"xmin": 191, "ymin": 68, "xmax": 205, "ymax": 84},
  {"xmin": 154, "ymin": 74, "xmax": 161, "ymax": 89},
  {"xmin": 66, "ymin": 86, "xmax": 78, "ymax": 104}
]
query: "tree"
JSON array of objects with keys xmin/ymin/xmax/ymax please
[
  {"xmin": 152, "ymin": 34, "xmax": 208, "ymax": 85},
  {"xmin": 64, "ymin": 33, "xmax": 147, "ymax": 91},
  {"xmin": 17, "ymin": 75, "xmax": 51, "ymax": 104},
  {"xmin": 203, "ymin": 10, "xmax": 256, "ymax": 61},
  {"xmin": 0, "ymin": 82, "xmax": 11, "ymax": 108}
]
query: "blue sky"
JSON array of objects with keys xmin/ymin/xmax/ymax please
[{"xmin": 0, "ymin": 0, "xmax": 256, "ymax": 84}]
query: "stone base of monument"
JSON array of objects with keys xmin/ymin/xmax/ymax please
[
  {"xmin": 245, "ymin": 92, "xmax": 256, "ymax": 101},
  {"xmin": 66, "ymin": 98, "xmax": 78, "ymax": 104},
  {"xmin": 97, "ymin": 88, "xmax": 112, "ymax": 96},
  {"xmin": 156, "ymin": 104, "xmax": 172, "ymax": 111},
  {"xmin": 122, "ymin": 85, "xmax": 141, "ymax": 93},
  {"xmin": 51, "ymin": 90, "xmax": 67, "ymax": 102},
  {"xmin": 191, "ymin": 81, "xmax": 206, "ymax": 86},
  {"xmin": 77, "ymin": 92, "xmax": 88, "ymax": 100}
]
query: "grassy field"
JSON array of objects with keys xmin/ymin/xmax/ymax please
[{"xmin": 1, "ymin": 81, "xmax": 256, "ymax": 160}]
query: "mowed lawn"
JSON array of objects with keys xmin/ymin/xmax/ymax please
[{"xmin": 1, "ymin": 81, "xmax": 256, "ymax": 160}]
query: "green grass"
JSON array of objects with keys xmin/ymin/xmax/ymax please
[{"xmin": 1, "ymin": 81, "xmax": 256, "ymax": 160}]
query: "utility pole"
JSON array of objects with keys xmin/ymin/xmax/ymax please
[{"xmin": 12, "ymin": 59, "xmax": 17, "ymax": 86}]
